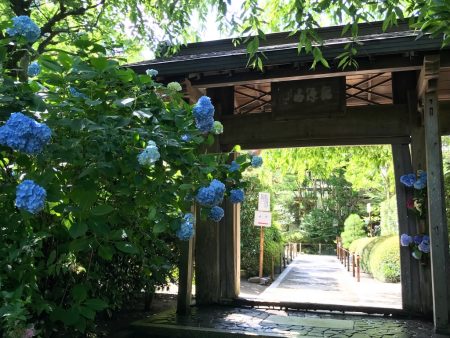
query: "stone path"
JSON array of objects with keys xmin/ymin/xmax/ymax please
[
  {"xmin": 258, "ymin": 254, "xmax": 401, "ymax": 309},
  {"xmin": 130, "ymin": 306, "xmax": 445, "ymax": 337}
]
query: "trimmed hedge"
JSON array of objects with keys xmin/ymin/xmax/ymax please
[{"xmin": 349, "ymin": 236, "xmax": 400, "ymax": 283}]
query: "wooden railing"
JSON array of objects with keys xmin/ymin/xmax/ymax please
[
  {"xmin": 282, "ymin": 242, "xmax": 336, "ymax": 268},
  {"xmin": 336, "ymin": 240, "xmax": 360, "ymax": 282}
]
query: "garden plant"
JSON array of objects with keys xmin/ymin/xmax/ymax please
[{"xmin": 0, "ymin": 15, "xmax": 260, "ymax": 337}]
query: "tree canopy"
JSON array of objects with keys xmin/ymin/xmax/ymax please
[{"xmin": 2, "ymin": 0, "xmax": 450, "ymax": 66}]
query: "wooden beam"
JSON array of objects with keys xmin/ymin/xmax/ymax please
[
  {"xmin": 220, "ymin": 104, "xmax": 410, "ymax": 149},
  {"xmin": 421, "ymin": 54, "xmax": 450, "ymax": 332},
  {"xmin": 185, "ymin": 79, "xmax": 205, "ymax": 103},
  {"xmin": 417, "ymin": 54, "xmax": 440, "ymax": 98},
  {"xmin": 191, "ymin": 58, "xmax": 422, "ymax": 88}
]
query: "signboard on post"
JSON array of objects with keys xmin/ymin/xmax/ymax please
[
  {"xmin": 258, "ymin": 192, "xmax": 270, "ymax": 212},
  {"xmin": 254, "ymin": 211, "xmax": 272, "ymax": 227}
]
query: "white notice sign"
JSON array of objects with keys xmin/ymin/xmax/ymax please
[
  {"xmin": 254, "ymin": 211, "xmax": 271, "ymax": 227},
  {"xmin": 258, "ymin": 192, "xmax": 270, "ymax": 211}
]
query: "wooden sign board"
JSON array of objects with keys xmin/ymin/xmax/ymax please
[
  {"xmin": 258, "ymin": 192, "xmax": 270, "ymax": 211},
  {"xmin": 272, "ymin": 77, "xmax": 346, "ymax": 119},
  {"xmin": 254, "ymin": 211, "xmax": 271, "ymax": 227}
]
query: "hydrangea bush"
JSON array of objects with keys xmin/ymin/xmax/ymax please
[{"xmin": 0, "ymin": 15, "xmax": 260, "ymax": 337}]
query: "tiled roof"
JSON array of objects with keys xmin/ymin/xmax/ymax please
[{"xmin": 128, "ymin": 20, "xmax": 445, "ymax": 76}]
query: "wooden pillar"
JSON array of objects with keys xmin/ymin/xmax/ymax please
[
  {"xmin": 392, "ymin": 71, "xmax": 430, "ymax": 315},
  {"xmin": 177, "ymin": 237, "xmax": 194, "ymax": 314},
  {"xmin": 195, "ymin": 210, "xmax": 220, "ymax": 304},
  {"xmin": 195, "ymin": 86, "xmax": 236, "ymax": 305},
  {"xmin": 420, "ymin": 55, "xmax": 450, "ymax": 332},
  {"xmin": 392, "ymin": 144, "xmax": 422, "ymax": 313},
  {"xmin": 176, "ymin": 81, "xmax": 202, "ymax": 313},
  {"xmin": 219, "ymin": 197, "xmax": 241, "ymax": 299}
]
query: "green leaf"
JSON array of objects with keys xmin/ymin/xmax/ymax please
[
  {"xmin": 47, "ymin": 250, "xmax": 56, "ymax": 266},
  {"xmin": 53, "ymin": 307, "xmax": 80, "ymax": 325},
  {"xmin": 40, "ymin": 58, "xmax": 65, "ymax": 73},
  {"xmin": 148, "ymin": 207, "xmax": 157, "ymax": 220},
  {"xmin": 85, "ymin": 298, "xmax": 108, "ymax": 311},
  {"xmin": 72, "ymin": 284, "xmax": 87, "ymax": 302},
  {"xmin": 114, "ymin": 241, "xmax": 139, "ymax": 254},
  {"xmin": 71, "ymin": 187, "xmax": 97, "ymax": 208},
  {"xmin": 69, "ymin": 222, "xmax": 88, "ymax": 238},
  {"xmin": 92, "ymin": 204, "xmax": 114, "ymax": 216},
  {"xmin": 79, "ymin": 306, "xmax": 96, "ymax": 320},
  {"xmin": 90, "ymin": 57, "xmax": 108, "ymax": 71},
  {"xmin": 179, "ymin": 184, "xmax": 194, "ymax": 190},
  {"xmin": 153, "ymin": 222, "xmax": 166, "ymax": 234},
  {"xmin": 99, "ymin": 245, "xmax": 114, "ymax": 260}
]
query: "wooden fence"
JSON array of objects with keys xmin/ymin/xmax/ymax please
[{"xmin": 336, "ymin": 239, "xmax": 361, "ymax": 282}]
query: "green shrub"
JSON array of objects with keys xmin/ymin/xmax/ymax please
[
  {"xmin": 369, "ymin": 236, "xmax": 400, "ymax": 282},
  {"xmin": 341, "ymin": 214, "xmax": 366, "ymax": 248},
  {"xmin": 348, "ymin": 236, "xmax": 400, "ymax": 282},
  {"xmin": 380, "ymin": 195, "xmax": 398, "ymax": 236},
  {"xmin": 284, "ymin": 231, "xmax": 304, "ymax": 243},
  {"xmin": 240, "ymin": 176, "xmax": 284, "ymax": 276}
]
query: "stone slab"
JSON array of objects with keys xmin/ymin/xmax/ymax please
[
  {"xmin": 262, "ymin": 315, "xmax": 354, "ymax": 330},
  {"xmin": 131, "ymin": 322, "xmax": 305, "ymax": 338}
]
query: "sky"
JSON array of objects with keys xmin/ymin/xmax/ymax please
[{"xmin": 139, "ymin": 0, "xmax": 242, "ymax": 60}]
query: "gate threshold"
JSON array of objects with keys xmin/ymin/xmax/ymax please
[{"xmin": 225, "ymin": 297, "xmax": 418, "ymax": 318}]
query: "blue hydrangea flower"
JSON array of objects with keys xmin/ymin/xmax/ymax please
[
  {"xmin": 7, "ymin": 16, "xmax": 41, "ymax": 42},
  {"xmin": 230, "ymin": 189, "xmax": 244, "ymax": 204},
  {"xmin": 15, "ymin": 180, "xmax": 46, "ymax": 214},
  {"xmin": 212, "ymin": 121, "xmax": 223, "ymax": 135},
  {"xmin": 418, "ymin": 241, "xmax": 430, "ymax": 253},
  {"xmin": 209, "ymin": 206, "xmax": 224, "ymax": 222},
  {"xmin": 196, "ymin": 179, "xmax": 225, "ymax": 207},
  {"xmin": 210, "ymin": 179, "xmax": 225, "ymax": 203},
  {"xmin": 251, "ymin": 155, "xmax": 263, "ymax": 168},
  {"xmin": 414, "ymin": 171, "xmax": 427, "ymax": 189},
  {"xmin": 69, "ymin": 87, "xmax": 87, "ymax": 98},
  {"xmin": 400, "ymin": 173, "xmax": 416, "ymax": 187},
  {"xmin": 181, "ymin": 134, "xmax": 191, "ymax": 142},
  {"xmin": 413, "ymin": 234, "xmax": 423, "ymax": 245},
  {"xmin": 27, "ymin": 62, "xmax": 40, "ymax": 77},
  {"xmin": 176, "ymin": 213, "xmax": 195, "ymax": 241},
  {"xmin": 167, "ymin": 82, "xmax": 182, "ymax": 91},
  {"xmin": 229, "ymin": 160, "xmax": 240, "ymax": 172},
  {"xmin": 146, "ymin": 69, "xmax": 158, "ymax": 77},
  {"xmin": 0, "ymin": 112, "xmax": 51, "ymax": 154},
  {"xmin": 193, "ymin": 96, "xmax": 215, "ymax": 133},
  {"xmin": 400, "ymin": 234, "xmax": 412, "ymax": 247},
  {"xmin": 138, "ymin": 140, "xmax": 160, "ymax": 166}
]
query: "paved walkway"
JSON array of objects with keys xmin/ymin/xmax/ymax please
[
  {"xmin": 130, "ymin": 306, "xmax": 445, "ymax": 337},
  {"xmin": 258, "ymin": 254, "xmax": 402, "ymax": 309}
]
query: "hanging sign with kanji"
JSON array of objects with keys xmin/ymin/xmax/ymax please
[{"xmin": 272, "ymin": 77, "xmax": 346, "ymax": 119}]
